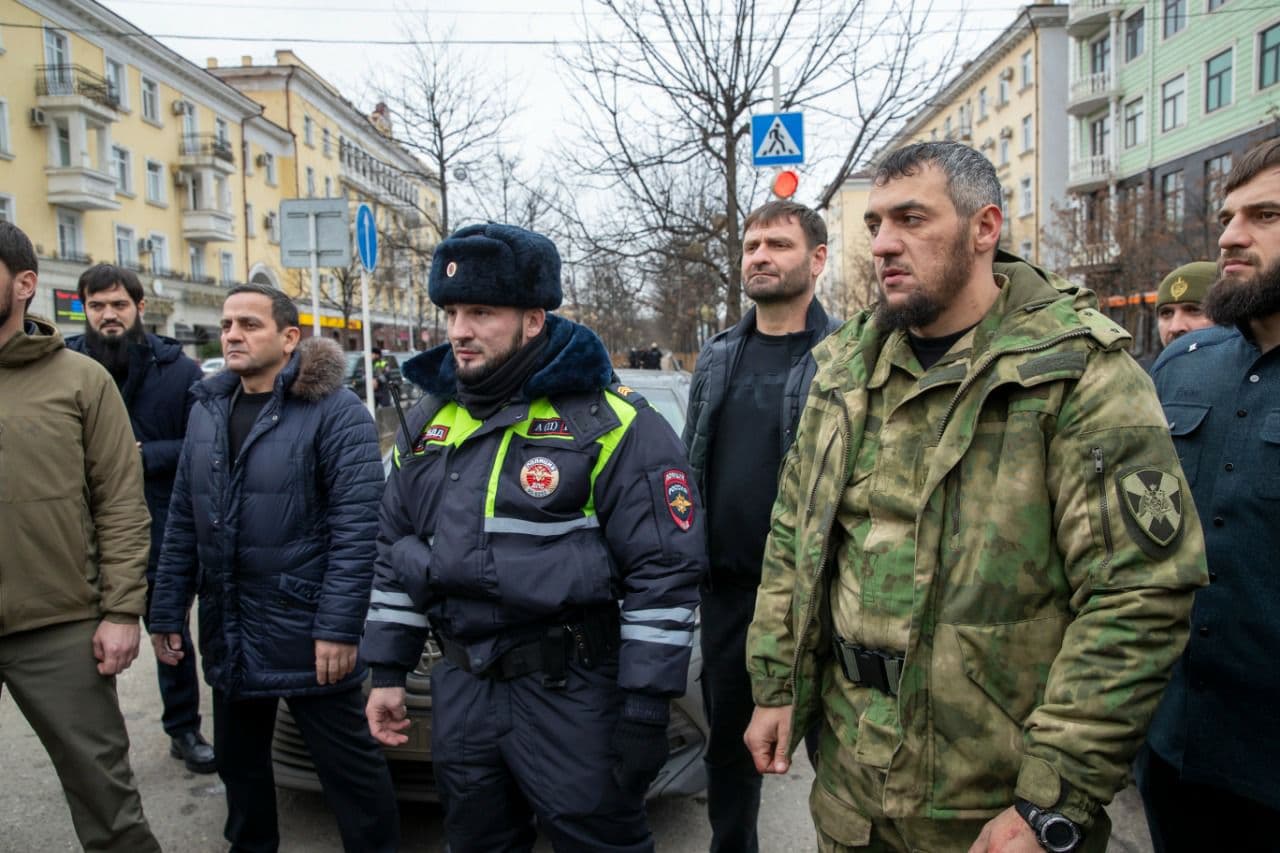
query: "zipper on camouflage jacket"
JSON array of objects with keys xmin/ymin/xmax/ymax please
[{"xmin": 1092, "ymin": 446, "xmax": 1115, "ymax": 571}]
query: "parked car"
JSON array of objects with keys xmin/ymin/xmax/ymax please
[
  {"xmin": 343, "ymin": 352, "xmax": 420, "ymax": 405},
  {"xmin": 200, "ymin": 357, "xmax": 225, "ymax": 377},
  {"xmin": 271, "ymin": 367, "xmax": 708, "ymax": 802}
]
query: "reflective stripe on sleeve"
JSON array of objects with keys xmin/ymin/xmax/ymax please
[
  {"xmin": 366, "ymin": 607, "xmax": 429, "ymax": 628},
  {"xmin": 370, "ymin": 590, "xmax": 415, "ymax": 607},
  {"xmin": 620, "ymin": 625, "xmax": 694, "ymax": 647},
  {"xmin": 622, "ymin": 607, "xmax": 696, "ymax": 625}
]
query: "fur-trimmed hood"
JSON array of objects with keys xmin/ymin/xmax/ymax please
[
  {"xmin": 403, "ymin": 313, "xmax": 613, "ymax": 401},
  {"xmin": 195, "ymin": 336, "xmax": 348, "ymax": 403}
]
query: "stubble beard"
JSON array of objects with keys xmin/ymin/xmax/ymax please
[
  {"xmin": 874, "ymin": 226, "xmax": 974, "ymax": 333},
  {"xmin": 744, "ymin": 260, "xmax": 811, "ymax": 306},
  {"xmin": 1204, "ymin": 253, "xmax": 1280, "ymax": 328},
  {"xmin": 454, "ymin": 326, "xmax": 525, "ymax": 385}
]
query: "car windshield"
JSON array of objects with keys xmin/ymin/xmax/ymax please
[{"xmin": 614, "ymin": 370, "xmax": 689, "ymax": 433}]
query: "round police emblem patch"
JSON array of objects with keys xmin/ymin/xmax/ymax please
[
  {"xmin": 520, "ymin": 456, "xmax": 560, "ymax": 498},
  {"xmin": 446, "ymin": 261, "xmax": 458, "ymax": 278}
]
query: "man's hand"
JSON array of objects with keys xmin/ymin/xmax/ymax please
[
  {"xmin": 314, "ymin": 640, "xmax": 357, "ymax": 685},
  {"xmin": 366, "ymin": 686, "xmax": 411, "ymax": 746},
  {"xmin": 968, "ymin": 806, "xmax": 1042, "ymax": 853},
  {"xmin": 744, "ymin": 704, "xmax": 793, "ymax": 774},
  {"xmin": 93, "ymin": 620, "xmax": 140, "ymax": 676},
  {"xmin": 151, "ymin": 632, "xmax": 185, "ymax": 666}
]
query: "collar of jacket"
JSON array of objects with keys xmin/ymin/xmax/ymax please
[
  {"xmin": 722, "ymin": 295, "xmax": 834, "ymax": 344},
  {"xmin": 193, "ymin": 336, "xmax": 346, "ymax": 404},
  {"xmin": 0, "ymin": 314, "xmax": 64, "ymax": 367},
  {"xmin": 402, "ymin": 312, "xmax": 614, "ymax": 402}
]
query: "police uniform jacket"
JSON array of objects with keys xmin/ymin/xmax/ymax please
[
  {"xmin": 149, "ymin": 337, "xmax": 384, "ymax": 698},
  {"xmin": 362, "ymin": 314, "xmax": 706, "ymax": 709}
]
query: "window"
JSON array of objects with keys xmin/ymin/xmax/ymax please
[
  {"xmin": 220, "ymin": 251, "xmax": 234, "ymax": 285},
  {"xmin": 1089, "ymin": 115, "xmax": 1110, "ymax": 158},
  {"xmin": 215, "ymin": 117, "xmax": 229, "ymax": 147},
  {"xmin": 1161, "ymin": 75, "xmax": 1186, "ymax": 131},
  {"xmin": 104, "ymin": 58, "xmax": 126, "ymax": 108},
  {"xmin": 1261, "ymin": 23, "xmax": 1280, "ymax": 89},
  {"xmin": 149, "ymin": 234, "xmax": 167, "ymax": 274},
  {"xmin": 56, "ymin": 209, "xmax": 81, "ymax": 259},
  {"xmin": 1163, "ymin": 0, "xmax": 1185, "ymax": 39},
  {"xmin": 1205, "ymin": 50, "xmax": 1233, "ymax": 112},
  {"xmin": 304, "ymin": 115, "xmax": 314, "ymax": 147},
  {"xmin": 322, "ymin": 127, "xmax": 331, "ymax": 156},
  {"xmin": 111, "ymin": 146, "xmax": 131, "ymax": 194},
  {"xmin": 0, "ymin": 99, "xmax": 10, "ymax": 155},
  {"xmin": 115, "ymin": 225, "xmax": 136, "ymax": 267},
  {"xmin": 306, "ymin": 167, "xmax": 316, "ymax": 197},
  {"xmin": 1161, "ymin": 171, "xmax": 1185, "ymax": 223},
  {"xmin": 1205, "ymin": 154, "xmax": 1233, "ymax": 214},
  {"xmin": 263, "ymin": 152, "xmax": 277, "ymax": 186},
  {"xmin": 1020, "ymin": 177, "xmax": 1033, "ymax": 215},
  {"xmin": 0, "ymin": 196, "xmax": 13, "ymax": 224},
  {"xmin": 1090, "ymin": 35, "xmax": 1110, "ymax": 75},
  {"xmin": 944, "ymin": 117, "xmax": 952, "ymax": 139},
  {"xmin": 145, "ymin": 160, "xmax": 164, "ymax": 203},
  {"xmin": 1208, "ymin": 0, "xmax": 1227, "ymax": 9},
  {"xmin": 978, "ymin": 87, "xmax": 988, "ymax": 121},
  {"xmin": 141, "ymin": 78, "xmax": 159, "ymax": 123},
  {"xmin": 1020, "ymin": 240, "xmax": 1033, "ymax": 259},
  {"xmin": 181, "ymin": 103, "xmax": 197, "ymax": 137},
  {"xmin": 44, "ymin": 28, "xmax": 68, "ymax": 78},
  {"xmin": 1020, "ymin": 50, "xmax": 1033, "ymax": 89},
  {"xmin": 215, "ymin": 176, "xmax": 229, "ymax": 212},
  {"xmin": 1125, "ymin": 10, "xmax": 1145, "ymax": 62},
  {"xmin": 998, "ymin": 76, "xmax": 1009, "ymax": 106},
  {"xmin": 1021, "ymin": 115, "xmax": 1033, "ymax": 152},
  {"xmin": 324, "ymin": 176, "xmax": 332, "ymax": 196},
  {"xmin": 1123, "ymin": 97, "xmax": 1145, "ymax": 148},
  {"xmin": 189, "ymin": 244, "xmax": 205, "ymax": 279},
  {"xmin": 54, "ymin": 119, "xmax": 71, "ymax": 167},
  {"xmin": 245, "ymin": 203, "xmax": 256, "ymax": 237},
  {"xmin": 999, "ymin": 136, "xmax": 1010, "ymax": 166},
  {"xmin": 266, "ymin": 210, "xmax": 280, "ymax": 243}
]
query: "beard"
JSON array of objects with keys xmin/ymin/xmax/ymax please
[
  {"xmin": 454, "ymin": 325, "xmax": 525, "ymax": 385},
  {"xmin": 744, "ymin": 259, "xmax": 811, "ymax": 305},
  {"xmin": 873, "ymin": 226, "xmax": 973, "ymax": 332},
  {"xmin": 1204, "ymin": 253, "xmax": 1280, "ymax": 328},
  {"xmin": 85, "ymin": 315, "xmax": 146, "ymax": 375}
]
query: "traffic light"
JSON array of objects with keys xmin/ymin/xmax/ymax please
[{"xmin": 772, "ymin": 169, "xmax": 799, "ymax": 199}]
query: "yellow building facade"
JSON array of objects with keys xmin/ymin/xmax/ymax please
[{"xmin": 824, "ymin": 2, "xmax": 1070, "ymax": 307}]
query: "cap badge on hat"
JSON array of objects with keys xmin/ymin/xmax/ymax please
[
  {"xmin": 1170, "ymin": 278, "xmax": 1189, "ymax": 300},
  {"xmin": 446, "ymin": 261, "xmax": 458, "ymax": 278}
]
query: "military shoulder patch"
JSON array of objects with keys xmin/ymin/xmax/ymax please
[
  {"xmin": 1117, "ymin": 467, "xmax": 1184, "ymax": 553},
  {"xmin": 663, "ymin": 469, "xmax": 694, "ymax": 531}
]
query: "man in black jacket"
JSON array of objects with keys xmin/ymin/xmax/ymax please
[
  {"xmin": 682, "ymin": 200, "xmax": 840, "ymax": 853},
  {"xmin": 67, "ymin": 263, "xmax": 214, "ymax": 774},
  {"xmin": 150, "ymin": 284, "xmax": 397, "ymax": 853}
]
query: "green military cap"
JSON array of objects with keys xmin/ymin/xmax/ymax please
[{"xmin": 1156, "ymin": 262, "xmax": 1217, "ymax": 308}]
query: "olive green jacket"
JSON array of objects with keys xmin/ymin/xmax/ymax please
[
  {"xmin": 746, "ymin": 257, "xmax": 1207, "ymax": 826},
  {"xmin": 0, "ymin": 316, "xmax": 150, "ymax": 636}
]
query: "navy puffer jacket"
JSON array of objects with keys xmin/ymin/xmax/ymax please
[
  {"xmin": 150, "ymin": 337, "xmax": 384, "ymax": 698},
  {"xmin": 67, "ymin": 333, "xmax": 203, "ymax": 576}
]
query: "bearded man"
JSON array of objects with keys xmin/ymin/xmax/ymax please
[
  {"xmin": 66, "ymin": 264, "xmax": 213, "ymax": 774},
  {"xmin": 1140, "ymin": 136, "xmax": 1280, "ymax": 852},
  {"xmin": 743, "ymin": 141, "xmax": 1207, "ymax": 852}
]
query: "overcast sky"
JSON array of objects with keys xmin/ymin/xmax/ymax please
[{"xmin": 98, "ymin": 0, "xmax": 1028, "ymax": 208}]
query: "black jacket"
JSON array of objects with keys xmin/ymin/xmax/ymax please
[
  {"xmin": 67, "ymin": 333, "xmax": 203, "ymax": 575},
  {"xmin": 361, "ymin": 314, "xmax": 707, "ymax": 713},
  {"xmin": 149, "ymin": 338, "xmax": 384, "ymax": 698},
  {"xmin": 681, "ymin": 297, "xmax": 841, "ymax": 498}
]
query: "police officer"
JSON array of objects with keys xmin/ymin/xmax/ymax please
[
  {"xmin": 370, "ymin": 346, "xmax": 392, "ymax": 408},
  {"xmin": 362, "ymin": 223, "xmax": 706, "ymax": 853}
]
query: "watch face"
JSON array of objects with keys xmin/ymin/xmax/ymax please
[{"xmin": 1041, "ymin": 815, "xmax": 1081, "ymax": 852}]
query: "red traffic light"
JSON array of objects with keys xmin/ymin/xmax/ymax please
[{"xmin": 772, "ymin": 169, "xmax": 799, "ymax": 199}]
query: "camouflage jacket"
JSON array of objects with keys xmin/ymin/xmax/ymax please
[{"xmin": 746, "ymin": 256, "xmax": 1207, "ymax": 826}]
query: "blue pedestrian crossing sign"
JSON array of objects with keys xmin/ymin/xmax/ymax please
[
  {"xmin": 355, "ymin": 203, "xmax": 378, "ymax": 272},
  {"xmin": 751, "ymin": 113, "xmax": 804, "ymax": 167}
]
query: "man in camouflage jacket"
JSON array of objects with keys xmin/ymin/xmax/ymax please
[{"xmin": 744, "ymin": 143, "xmax": 1207, "ymax": 852}]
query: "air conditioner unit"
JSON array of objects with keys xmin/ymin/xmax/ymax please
[
  {"xmin": 137, "ymin": 238, "xmax": 155, "ymax": 255},
  {"xmin": 29, "ymin": 108, "xmax": 48, "ymax": 128},
  {"xmin": 255, "ymin": 153, "xmax": 269, "ymax": 167},
  {"xmin": 171, "ymin": 99, "xmax": 191, "ymax": 116}
]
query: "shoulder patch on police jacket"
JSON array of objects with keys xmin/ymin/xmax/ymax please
[
  {"xmin": 663, "ymin": 469, "xmax": 695, "ymax": 531},
  {"xmin": 607, "ymin": 381, "xmax": 649, "ymax": 409},
  {"xmin": 1117, "ymin": 467, "xmax": 1184, "ymax": 552}
]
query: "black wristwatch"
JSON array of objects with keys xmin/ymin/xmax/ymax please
[{"xmin": 1014, "ymin": 798, "xmax": 1083, "ymax": 853}]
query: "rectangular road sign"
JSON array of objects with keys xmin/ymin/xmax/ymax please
[
  {"xmin": 751, "ymin": 112, "xmax": 805, "ymax": 167},
  {"xmin": 279, "ymin": 199, "xmax": 351, "ymax": 269}
]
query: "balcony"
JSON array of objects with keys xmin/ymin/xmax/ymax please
[
  {"xmin": 178, "ymin": 134, "xmax": 236, "ymax": 175},
  {"xmin": 35, "ymin": 65, "xmax": 120, "ymax": 124},
  {"xmin": 1067, "ymin": 155, "xmax": 1112, "ymax": 192},
  {"xmin": 1067, "ymin": 71, "xmax": 1116, "ymax": 116},
  {"xmin": 45, "ymin": 166, "xmax": 120, "ymax": 210},
  {"xmin": 1066, "ymin": 0, "xmax": 1123, "ymax": 38},
  {"xmin": 183, "ymin": 209, "xmax": 235, "ymax": 242}
]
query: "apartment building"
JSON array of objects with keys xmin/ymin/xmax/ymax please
[
  {"xmin": 210, "ymin": 51, "xmax": 440, "ymax": 350},
  {"xmin": 0, "ymin": 0, "xmax": 267, "ymax": 345},
  {"xmin": 1063, "ymin": 0, "xmax": 1280, "ymax": 352}
]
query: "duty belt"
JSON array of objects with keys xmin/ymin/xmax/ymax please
[
  {"xmin": 437, "ymin": 607, "xmax": 619, "ymax": 689},
  {"xmin": 832, "ymin": 634, "xmax": 904, "ymax": 696}
]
